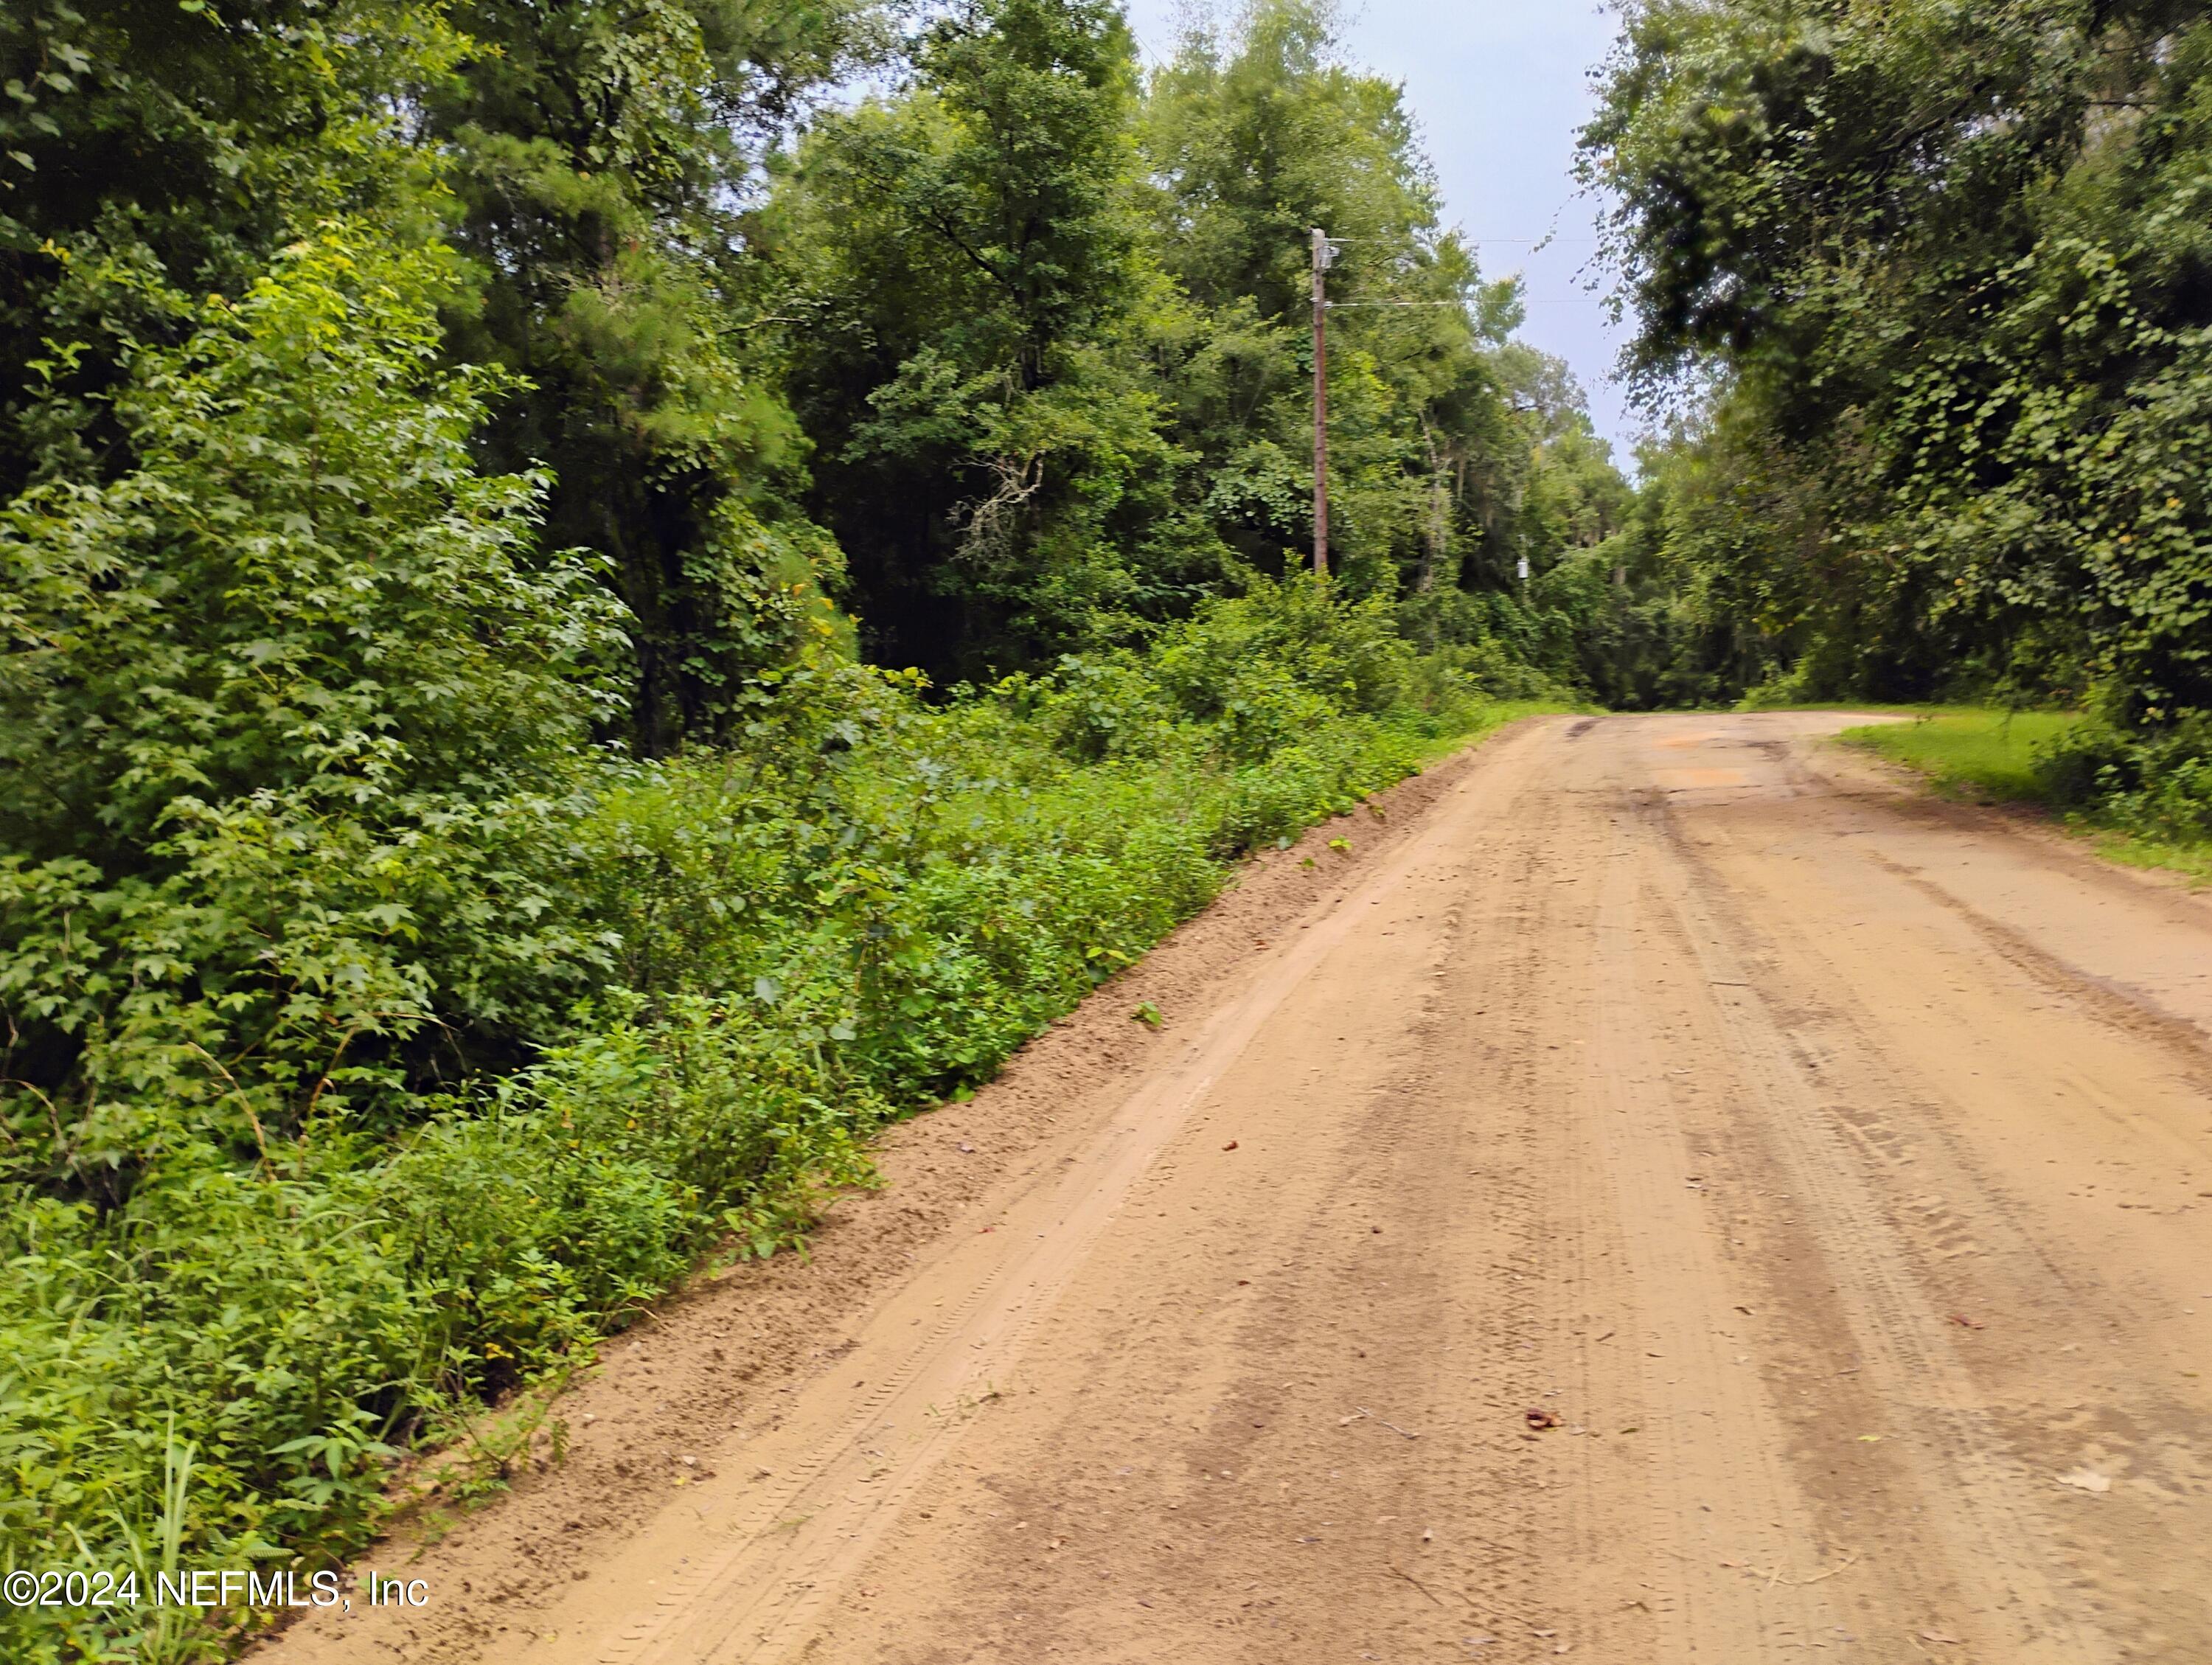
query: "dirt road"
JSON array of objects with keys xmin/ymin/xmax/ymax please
[{"xmin": 266, "ymin": 713, "xmax": 2212, "ymax": 1664}]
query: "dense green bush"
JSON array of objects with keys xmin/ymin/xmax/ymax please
[
  {"xmin": 1394, "ymin": 587, "xmax": 1583, "ymax": 703},
  {"xmin": 2037, "ymin": 716, "xmax": 2212, "ymax": 844},
  {"xmin": 0, "ymin": 226, "xmax": 630, "ymax": 1205}
]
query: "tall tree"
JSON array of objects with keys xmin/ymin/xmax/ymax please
[
  {"xmin": 1142, "ymin": 0, "xmax": 1568, "ymax": 599},
  {"xmin": 1586, "ymin": 0, "xmax": 2212, "ymax": 721},
  {"xmin": 429, "ymin": 0, "xmax": 889, "ymax": 751},
  {"xmin": 771, "ymin": 0, "xmax": 1198, "ymax": 678}
]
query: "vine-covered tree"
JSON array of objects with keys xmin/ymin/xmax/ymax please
[{"xmin": 1584, "ymin": 0, "xmax": 2212, "ymax": 734}]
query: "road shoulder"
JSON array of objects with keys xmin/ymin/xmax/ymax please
[{"xmin": 250, "ymin": 715, "xmax": 1568, "ymax": 1664}]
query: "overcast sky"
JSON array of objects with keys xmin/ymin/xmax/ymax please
[{"xmin": 1120, "ymin": 0, "xmax": 1638, "ymax": 461}]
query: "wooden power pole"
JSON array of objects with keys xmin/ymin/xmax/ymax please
[{"xmin": 1311, "ymin": 226, "xmax": 1330, "ymax": 579}]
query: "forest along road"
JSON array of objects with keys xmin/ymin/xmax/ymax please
[{"xmin": 265, "ymin": 712, "xmax": 2212, "ymax": 1665}]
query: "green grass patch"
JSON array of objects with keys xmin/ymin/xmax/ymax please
[
  {"xmin": 1837, "ymin": 708, "xmax": 2086, "ymax": 803},
  {"xmin": 1407, "ymin": 697, "xmax": 1571, "ymax": 766},
  {"xmin": 1837, "ymin": 707, "xmax": 2212, "ymax": 884},
  {"xmin": 2079, "ymin": 824, "xmax": 2212, "ymax": 885}
]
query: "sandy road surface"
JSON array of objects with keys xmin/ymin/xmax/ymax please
[{"xmin": 265, "ymin": 713, "xmax": 2212, "ymax": 1665}]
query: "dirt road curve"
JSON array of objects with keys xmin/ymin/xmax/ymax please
[{"xmin": 265, "ymin": 713, "xmax": 2212, "ymax": 1664}]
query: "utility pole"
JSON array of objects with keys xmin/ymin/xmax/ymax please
[{"xmin": 1311, "ymin": 226, "xmax": 1331, "ymax": 580}]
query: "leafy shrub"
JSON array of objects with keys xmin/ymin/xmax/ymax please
[
  {"xmin": 0, "ymin": 223, "xmax": 628, "ymax": 1212},
  {"xmin": 1396, "ymin": 587, "xmax": 1579, "ymax": 703},
  {"xmin": 2037, "ymin": 714, "xmax": 2212, "ymax": 843},
  {"xmin": 0, "ymin": 998, "xmax": 879, "ymax": 1663}
]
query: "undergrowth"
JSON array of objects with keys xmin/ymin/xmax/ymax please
[{"xmin": 0, "ymin": 574, "xmax": 1553, "ymax": 1663}]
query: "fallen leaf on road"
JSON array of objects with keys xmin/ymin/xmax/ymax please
[
  {"xmin": 2056, "ymin": 1468, "xmax": 2112, "ymax": 1493},
  {"xmin": 1948, "ymin": 1314, "xmax": 1984, "ymax": 1330},
  {"xmin": 1526, "ymin": 1408, "xmax": 1561, "ymax": 1431}
]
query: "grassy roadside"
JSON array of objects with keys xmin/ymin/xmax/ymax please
[
  {"xmin": 1837, "ymin": 708, "xmax": 2084, "ymax": 803},
  {"xmin": 1834, "ymin": 708, "xmax": 2211, "ymax": 884},
  {"xmin": 1408, "ymin": 698, "xmax": 1573, "ymax": 767}
]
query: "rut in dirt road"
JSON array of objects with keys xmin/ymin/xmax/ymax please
[{"xmin": 261, "ymin": 713, "xmax": 2212, "ymax": 1665}]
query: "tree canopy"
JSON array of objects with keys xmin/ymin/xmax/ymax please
[{"xmin": 1582, "ymin": 0, "xmax": 2212, "ymax": 729}]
